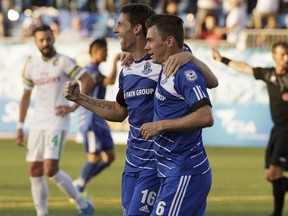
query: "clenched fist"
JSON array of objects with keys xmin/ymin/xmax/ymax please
[{"xmin": 62, "ymin": 80, "xmax": 80, "ymax": 101}]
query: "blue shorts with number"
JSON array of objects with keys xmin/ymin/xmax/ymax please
[
  {"xmin": 151, "ymin": 171, "xmax": 212, "ymax": 216},
  {"xmin": 122, "ymin": 169, "xmax": 160, "ymax": 216}
]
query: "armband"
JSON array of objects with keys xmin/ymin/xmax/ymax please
[
  {"xmin": 221, "ymin": 57, "xmax": 231, "ymax": 65},
  {"xmin": 17, "ymin": 122, "xmax": 24, "ymax": 130}
]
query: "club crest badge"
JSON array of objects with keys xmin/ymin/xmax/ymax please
[
  {"xmin": 53, "ymin": 58, "xmax": 59, "ymax": 66},
  {"xmin": 161, "ymin": 76, "xmax": 168, "ymax": 85},
  {"xmin": 142, "ymin": 62, "xmax": 152, "ymax": 75},
  {"xmin": 184, "ymin": 70, "xmax": 197, "ymax": 82}
]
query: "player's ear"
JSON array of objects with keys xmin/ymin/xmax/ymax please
[
  {"xmin": 134, "ymin": 23, "xmax": 143, "ymax": 35},
  {"xmin": 166, "ymin": 36, "xmax": 175, "ymax": 48}
]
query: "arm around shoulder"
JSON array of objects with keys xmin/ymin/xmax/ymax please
[{"xmin": 189, "ymin": 54, "xmax": 219, "ymax": 89}]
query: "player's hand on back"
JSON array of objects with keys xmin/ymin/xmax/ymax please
[
  {"xmin": 163, "ymin": 52, "xmax": 191, "ymax": 77},
  {"xmin": 55, "ymin": 105, "xmax": 74, "ymax": 117},
  {"xmin": 120, "ymin": 52, "xmax": 133, "ymax": 67},
  {"xmin": 62, "ymin": 81, "xmax": 80, "ymax": 102}
]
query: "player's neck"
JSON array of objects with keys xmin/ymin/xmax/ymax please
[
  {"xmin": 132, "ymin": 49, "xmax": 147, "ymax": 62},
  {"xmin": 132, "ymin": 37, "xmax": 147, "ymax": 61}
]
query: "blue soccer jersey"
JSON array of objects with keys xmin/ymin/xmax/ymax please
[
  {"xmin": 119, "ymin": 54, "xmax": 162, "ymax": 172},
  {"xmin": 153, "ymin": 62, "xmax": 211, "ymax": 177},
  {"xmin": 78, "ymin": 63, "xmax": 110, "ymax": 135}
]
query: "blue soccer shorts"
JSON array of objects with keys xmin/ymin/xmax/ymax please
[
  {"xmin": 151, "ymin": 171, "xmax": 212, "ymax": 216},
  {"xmin": 122, "ymin": 169, "xmax": 160, "ymax": 216},
  {"xmin": 81, "ymin": 128, "xmax": 113, "ymax": 154}
]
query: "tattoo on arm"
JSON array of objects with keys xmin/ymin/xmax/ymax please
[{"xmin": 80, "ymin": 97, "xmax": 113, "ymax": 110}]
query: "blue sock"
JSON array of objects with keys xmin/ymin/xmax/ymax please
[
  {"xmin": 90, "ymin": 158, "xmax": 108, "ymax": 177},
  {"xmin": 79, "ymin": 159, "xmax": 108, "ymax": 191}
]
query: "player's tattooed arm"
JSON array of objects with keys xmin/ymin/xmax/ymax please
[
  {"xmin": 79, "ymin": 97, "xmax": 114, "ymax": 110},
  {"xmin": 62, "ymin": 81, "xmax": 127, "ymax": 122}
]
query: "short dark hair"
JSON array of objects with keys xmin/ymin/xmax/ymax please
[
  {"xmin": 145, "ymin": 14, "xmax": 184, "ymax": 48},
  {"xmin": 272, "ymin": 41, "xmax": 288, "ymax": 53},
  {"xmin": 89, "ymin": 38, "xmax": 107, "ymax": 55},
  {"xmin": 33, "ymin": 25, "xmax": 53, "ymax": 36},
  {"xmin": 120, "ymin": 3, "xmax": 155, "ymax": 37}
]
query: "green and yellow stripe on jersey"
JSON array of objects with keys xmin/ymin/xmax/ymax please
[
  {"xmin": 68, "ymin": 66, "xmax": 83, "ymax": 79},
  {"xmin": 22, "ymin": 77, "xmax": 34, "ymax": 88}
]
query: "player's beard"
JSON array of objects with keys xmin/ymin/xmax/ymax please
[{"xmin": 41, "ymin": 46, "xmax": 55, "ymax": 59}]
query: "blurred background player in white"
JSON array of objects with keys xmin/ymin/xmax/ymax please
[
  {"xmin": 73, "ymin": 38, "xmax": 121, "ymax": 193},
  {"xmin": 16, "ymin": 25, "xmax": 95, "ymax": 216},
  {"xmin": 224, "ymin": 0, "xmax": 247, "ymax": 44}
]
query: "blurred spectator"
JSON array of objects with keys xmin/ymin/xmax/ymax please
[
  {"xmin": 252, "ymin": 0, "xmax": 280, "ymax": 28},
  {"xmin": 201, "ymin": 15, "xmax": 224, "ymax": 40},
  {"xmin": 225, "ymin": 0, "xmax": 247, "ymax": 43},
  {"xmin": 255, "ymin": 15, "xmax": 281, "ymax": 47},
  {"xmin": 265, "ymin": 15, "xmax": 279, "ymax": 29},
  {"xmin": 20, "ymin": 13, "xmax": 45, "ymax": 38},
  {"xmin": 195, "ymin": 0, "xmax": 221, "ymax": 39},
  {"xmin": 49, "ymin": 18, "xmax": 61, "ymax": 37},
  {"xmin": 58, "ymin": 16, "xmax": 89, "ymax": 41},
  {"xmin": 163, "ymin": 0, "xmax": 179, "ymax": 15}
]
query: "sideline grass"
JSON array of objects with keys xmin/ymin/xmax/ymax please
[{"xmin": 0, "ymin": 139, "xmax": 287, "ymax": 215}]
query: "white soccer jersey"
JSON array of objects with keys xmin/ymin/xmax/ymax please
[{"xmin": 22, "ymin": 53, "xmax": 86, "ymax": 130}]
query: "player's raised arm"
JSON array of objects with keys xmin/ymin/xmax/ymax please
[
  {"xmin": 212, "ymin": 48, "xmax": 254, "ymax": 76},
  {"xmin": 62, "ymin": 81, "xmax": 127, "ymax": 122}
]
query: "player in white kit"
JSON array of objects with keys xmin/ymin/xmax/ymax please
[{"xmin": 16, "ymin": 25, "xmax": 95, "ymax": 216}]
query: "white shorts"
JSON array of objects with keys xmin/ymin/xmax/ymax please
[{"xmin": 26, "ymin": 129, "xmax": 67, "ymax": 162}]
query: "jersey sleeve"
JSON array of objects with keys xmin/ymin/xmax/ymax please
[
  {"xmin": 62, "ymin": 56, "xmax": 86, "ymax": 80},
  {"xmin": 85, "ymin": 66, "xmax": 105, "ymax": 85},
  {"xmin": 253, "ymin": 67, "xmax": 273, "ymax": 83},
  {"xmin": 22, "ymin": 59, "xmax": 34, "ymax": 90},
  {"xmin": 174, "ymin": 66, "xmax": 211, "ymax": 112}
]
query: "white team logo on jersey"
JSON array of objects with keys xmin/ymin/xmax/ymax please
[
  {"xmin": 142, "ymin": 62, "xmax": 152, "ymax": 75},
  {"xmin": 184, "ymin": 70, "xmax": 197, "ymax": 82},
  {"xmin": 160, "ymin": 75, "xmax": 168, "ymax": 85}
]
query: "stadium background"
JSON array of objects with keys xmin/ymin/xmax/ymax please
[{"xmin": 0, "ymin": 38, "xmax": 273, "ymax": 147}]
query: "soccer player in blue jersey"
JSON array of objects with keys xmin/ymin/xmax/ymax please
[
  {"xmin": 62, "ymin": 3, "xmax": 217, "ymax": 216},
  {"xmin": 73, "ymin": 39, "xmax": 121, "ymax": 193},
  {"xmin": 140, "ymin": 14, "xmax": 214, "ymax": 216},
  {"xmin": 73, "ymin": 39, "xmax": 120, "ymax": 192}
]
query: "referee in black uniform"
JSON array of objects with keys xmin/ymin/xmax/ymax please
[{"xmin": 212, "ymin": 41, "xmax": 288, "ymax": 216}]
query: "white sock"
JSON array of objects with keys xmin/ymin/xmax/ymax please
[
  {"xmin": 49, "ymin": 170, "xmax": 88, "ymax": 209},
  {"xmin": 30, "ymin": 176, "xmax": 48, "ymax": 216}
]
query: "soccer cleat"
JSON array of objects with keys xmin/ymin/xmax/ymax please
[
  {"xmin": 78, "ymin": 201, "xmax": 94, "ymax": 216},
  {"xmin": 70, "ymin": 179, "xmax": 93, "ymax": 204}
]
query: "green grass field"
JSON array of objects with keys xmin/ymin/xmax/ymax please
[{"xmin": 0, "ymin": 138, "xmax": 287, "ymax": 216}]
